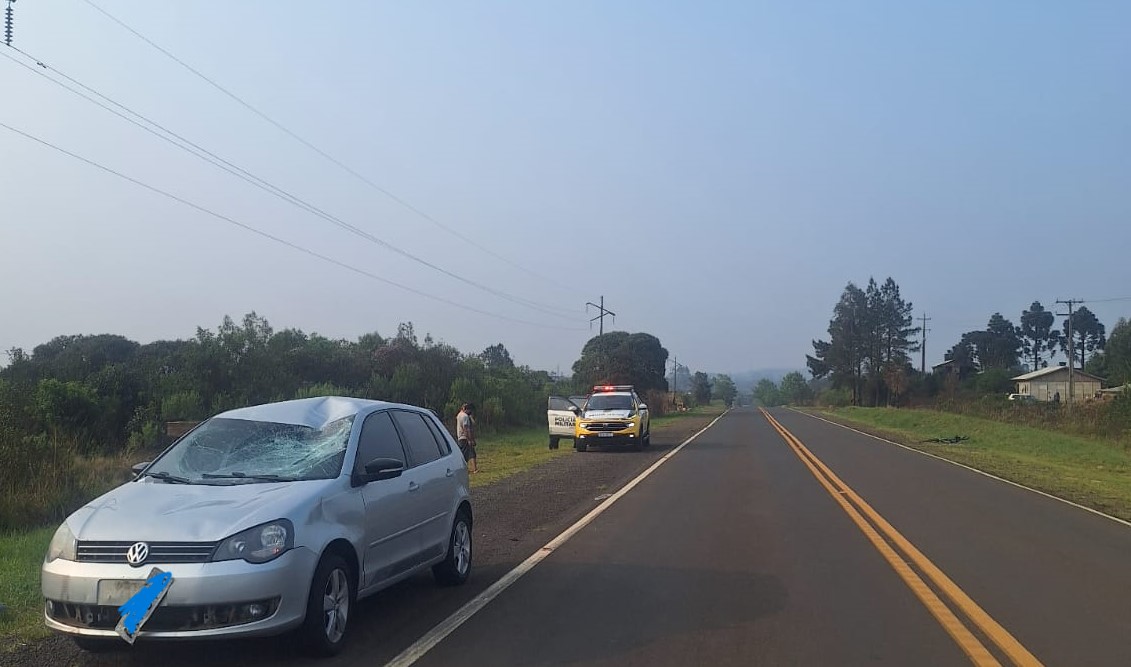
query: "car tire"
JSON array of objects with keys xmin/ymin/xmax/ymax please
[
  {"xmin": 300, "ymin": 553, "xmax": 355, "ymax": 657},
  {"xmin": 72, "ymin": 637, "xmax": 124, "ymax": 653},
  {"xmin": 433, "ymin": 510, "xmax": 473, "ymax": 586},
  {"xmin": 574, "ymin": 439, "xmax": 588, "ymax": 452},
  {"xmin": 643, "ymin": 428, "xmax": 651, "ymax": 448},
  {"xmin": 549, "ymin": 436, "xmax": 559, "ymax": 450}
]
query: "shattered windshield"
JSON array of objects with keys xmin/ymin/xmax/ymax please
[{"xmin": 144, "ymin": 416, "xmax": 355, "ymax": 484}]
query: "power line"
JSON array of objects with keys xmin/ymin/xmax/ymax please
[
  {"xmin": 79, "ymin": 0, "xmax": 579, "ymax": 296},
  {"xmin": 0, "ymin": 120, "xmax": 588, "ymax": 332},
  {"xmin": 1, "ymin": 45, "xmax": 581, "ymax": 323}
]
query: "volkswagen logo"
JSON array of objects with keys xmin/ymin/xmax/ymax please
[{"xmin": 125, "ymin": 542, "xmax": 150, "ymax": 567}]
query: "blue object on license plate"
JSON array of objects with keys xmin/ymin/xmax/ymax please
[{"xmin": 115, "ymin": 568, "xmax": 173, "ymax": 644}]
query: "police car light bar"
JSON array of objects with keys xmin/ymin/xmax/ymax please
[{"xmin": 593, "ymin": 385, "xmax": 634, "ymax": 392}]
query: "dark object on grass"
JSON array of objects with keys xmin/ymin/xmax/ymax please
[{"xmin": 921, "ymin": 435, "xmax": 970, "ymax": 444}]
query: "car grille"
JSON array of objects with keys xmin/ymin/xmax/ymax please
[
  {"xmin": 76, "ymin": 541, "xmax": 218, "ymax": 564},
  {"xmin": 583, "ymin": 421, "xmax": 631, "ymax": 432}
]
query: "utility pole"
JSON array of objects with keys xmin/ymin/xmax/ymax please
[
  {"xmin": 919, "ymin": 312, "xmax": 932, "ymax": 375},
  {"xmin": 1056, "ymin": 299, "xmax": 1082, "ymax": 408},
  {"xmin": 586, "ymin": 296, "xmax": 615, "ymax": 336},
  {"xmin": 4, "ymin": 0, "xmax": 15, "ymax": 47}
]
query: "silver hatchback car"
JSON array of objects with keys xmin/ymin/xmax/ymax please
[{"xmin": 41, "ymin": 396, "xmax": 473, "ymax": 656}]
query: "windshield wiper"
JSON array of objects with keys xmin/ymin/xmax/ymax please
[
  {"xmin": 201, "ymin": 472, "xmax": 296, "ymax": 482},
  {"xmin": 140, "ymin": 471, "xmax": 193, "ymax": 484}
]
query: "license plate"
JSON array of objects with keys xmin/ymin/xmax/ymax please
[
  {"xmin": 115, "ymin": 568, "xmax": 174, "ymax": 644},
  {"xmin": 97, "ymin": 579, "xmax": 146, "ymax": 606},
  {"xmin": 598, "ymin": 432, "xmax": 613, "ymax": 438}
]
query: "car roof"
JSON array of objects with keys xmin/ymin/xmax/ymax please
[{"xmin": 216, "ymin": 396, "xmax": 405, "ymax": 429}]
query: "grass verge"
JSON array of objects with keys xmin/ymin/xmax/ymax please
[
  {"xmin": 0, "ymin": 527, "xmax": 54, "ymax": 648},
  {"xmin": 810, "ymin": 406, "xmax": 1131, "ymax": 522},
  {"xmin": 0, "ymin": 407, "xmax": 718, "ymax": 648}
]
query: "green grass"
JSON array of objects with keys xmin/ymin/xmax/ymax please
[
  {"xmin": 468, "ymin": 426, "xmax": 571, "ymax": 488},
  {"xmin": 0, "ymin": 527, "xmax": 54, "ymax": 648},
  {"xmin": 651, "ymin": 402, "xmax": 726, "ymax": 427},
  {"xmin": 813, "ymin": 406, "xmax": 1131, "ymax": 522}
]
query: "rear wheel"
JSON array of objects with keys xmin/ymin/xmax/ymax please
[
  {"xmin": 300, "ymin": 553, "xmax": 354, "ymax": 657},
  {"xmin": 549, "ymin": 436, "xmax": 560, "ymax": 450},
  {"xmin": 433, "ymin": 509, "xmax": 473, "ymax": 586}
]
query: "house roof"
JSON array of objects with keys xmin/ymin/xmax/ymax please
[{"xmin": 1011, "ymin": 366, "xmax": 1106, "ymax": 382}]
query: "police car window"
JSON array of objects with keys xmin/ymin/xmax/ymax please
[
  {"xmin": 355, "ymin": 411, "xmax": 407, "ymax": 473},
  {"xmin": 391, "ymin": 410, "xmax": 444, "ymax": 467}
]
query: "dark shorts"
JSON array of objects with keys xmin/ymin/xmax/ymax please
[{"xmin": 458, "ymin": 439, "xmax": 477, "ymax": 461}]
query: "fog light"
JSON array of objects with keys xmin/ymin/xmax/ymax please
[{"xmin": 247, "ymin": 603, "xmax": 267, "ymax": 618}]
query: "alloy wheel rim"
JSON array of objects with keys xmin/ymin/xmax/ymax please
[
  {"xmin": 323, "ymin": 568, "xmax": 350, "ymax": 643},
  {"xmin": 455, "ymin": 522, "xmax": 471, "ymax": 575}
]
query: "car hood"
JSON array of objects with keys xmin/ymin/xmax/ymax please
[
  {"xmin": 66, "ymin": 478, "xmax": 332, "ymax": 542},
  {"xmin": 582, "ymin": 409, "xmax": 634, "ymax": 419}
]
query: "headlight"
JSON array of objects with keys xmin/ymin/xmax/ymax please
[
  {"xmin": 213, "ymin": 520, "xmax": 294, "ymax": 564},
  {"xmin": 623, "ymin": 421, "xmax": 635, "ymax": 428},
  {"xmin": 45, "ymin": 522, "xmax": 77, "ymax": 563}
]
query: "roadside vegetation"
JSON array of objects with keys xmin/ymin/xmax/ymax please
[
  {"xmin": 0, "ymin": 312, "xmax": 714, "ymax": 532},
  {"xmin": 812, "ymin": 406, "xmax": 1131, "ymax": 522}
]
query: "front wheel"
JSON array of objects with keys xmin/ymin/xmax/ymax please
[
  {"xmin": 433, "ymin": 510, "xmax": 473, "ymax": 586},
  {"xmin": 574, "ymin": 439, "xmax": 588, "ymax": 452},
  {"xmin": 300, "ymin": 553, "xmax": 354, "ymax": 657}
]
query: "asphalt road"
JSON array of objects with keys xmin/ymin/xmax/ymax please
[
  {"xmin": 18, "ymin": 407, "xmax": 1131, "ymax": 666},
  {"xmin": 400, "ymin": 408, "xmax": 1131, "ymax": 667}
]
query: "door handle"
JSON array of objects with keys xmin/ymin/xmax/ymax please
[
  {"xmin": 408, "ymin": 481, "xmax": 420, "ymax": 492},
  {"xmin": 445, "ymin": 468, "xmax": 454, "ymax": 478}
]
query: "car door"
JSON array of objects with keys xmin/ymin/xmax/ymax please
[
  {"xmin": 390, "ymin": 409, "xmax": 454, "ymax": 562},
  {"xmin": 354, "ymin": 410, "xmax": 422, "ymax": 589},
  {"xmin": 548, "ymin": 396, "xmax": 580, "ymax": 437}
]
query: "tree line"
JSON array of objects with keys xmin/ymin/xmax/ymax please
[
  {"xmin": 0, "ymin": 313, "xmax": 689, "ymax": 529},
  {"xmin": 803, "ymin": 279, "xmax": 1130, "ymax": 407}
]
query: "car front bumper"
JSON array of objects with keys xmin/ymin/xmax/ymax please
[
  {"xmin": 41, "ymin": 546, "xmax": 318, "ymax": 640},
  {"xmin": 575, "ymin": 431, "xmax": 640, "ymax": 446}
]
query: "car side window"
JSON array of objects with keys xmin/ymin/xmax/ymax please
[
  {"xmin": 355, "ymin": 411, "xmax": 408, "ymax": 474},
  {"xmin": 391, "ymin": 410, "xmax": 444, "ymax": 467},
  {"xmin": 422, "ymin": 413, "xmax": 453, "ymax": 455}
]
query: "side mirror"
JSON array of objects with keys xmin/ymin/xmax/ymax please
[
  {"xmin": 568, "ymin": 406, "xmax": 580, "ymax": 414},
  {"xmin": 131, "ymin": 462, "xmax": 150, "ymax": 477},
  {"xmin": 353, "ymin": 457, "xmax": 404, "ymax": 485},
  {"xmin": 638, "ymin": 403, "xmax": 648, "ymax": 411}
]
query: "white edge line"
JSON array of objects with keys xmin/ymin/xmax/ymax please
[
  {"xmin": 382, "ymin": 409, "xmax": 732, "ymax": 667},
  {"xmin": 788, "ymin": 408, "xmax": 1131, "ymax": 529}
]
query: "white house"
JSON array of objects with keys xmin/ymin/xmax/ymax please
[{"xmin": 1011, "ymin": 366, "xmax": 1104, "ymax": 402}]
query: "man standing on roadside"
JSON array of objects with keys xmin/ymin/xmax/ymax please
[{"xmin": 456, "ymin": 403, "xmax": 479, "ymax": 474}]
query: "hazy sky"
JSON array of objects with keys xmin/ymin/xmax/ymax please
[{"xmin": 2, "ymin": 1, "xmax": 1129, "ymax": 377}]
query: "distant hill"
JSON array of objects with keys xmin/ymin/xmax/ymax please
[{"xmin": 725, "ymin": 369, "xmax": 805, "ymax": 393}]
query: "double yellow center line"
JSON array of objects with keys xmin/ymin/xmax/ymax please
[{"xmin": 760, "ymin": 409, "xmax": 1043, "ymax": 667}]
